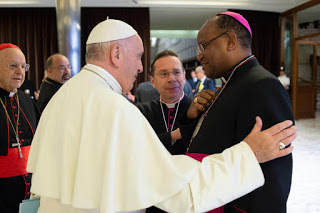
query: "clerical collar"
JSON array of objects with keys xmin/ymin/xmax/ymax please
[
  {"xmin": 160, "ymin": 92, "xmax": 184, "ymax": 109},
  {"xmin": 84, "ymin": 64, "xmax": 122, "ymax": 94},
  {"xmin": 45, "ymin": 77, "xmax": 63, "ymax": 86},
  {"xmin": 221, "ymin": 55, "xmax": 256, "ymax": 84},
  {"xmin": 0, "ymin": 87, "xmax": 16, "ymax": 98}
]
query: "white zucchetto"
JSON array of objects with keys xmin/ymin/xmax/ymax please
[{"xmin": 86, "ymin": 18, "xmax": 137, "ymax": 44}]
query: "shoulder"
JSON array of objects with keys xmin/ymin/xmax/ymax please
[
  {"xmin": 136, "ymin": 100, "xmax": 159, "ymax": 115},
  {"xmin": 17, "ymin": 90, "xmax": 33, "ymax": 103}
]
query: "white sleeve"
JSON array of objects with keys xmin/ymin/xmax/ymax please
[{"xmin": 155, "ymin": 142, "xmax": 264, "ymax": 213}]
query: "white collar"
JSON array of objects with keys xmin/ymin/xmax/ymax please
[
  {"xmin": 160, "ymin": 92, "xmax": 184, "ymax": 109},
  {"xmin": 9, "ymin": 92, "xmax": 16, "ymax": 97},
  {"xmin": 85, "ymin": 64, "xmax": 122, "ymax": 95}
]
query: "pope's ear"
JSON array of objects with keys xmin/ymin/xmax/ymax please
[{"xmin": 110, "ymin": 43, "xmax": 121, "ymax": 67}]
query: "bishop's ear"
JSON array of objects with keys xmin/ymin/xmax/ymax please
[
  {"xmin": 226, "ymin": 31, "xmax": 237, "ymax": 50},
  {"xmin": 110, "ymin": 43, "xmax": 122, "ymax": 67}
]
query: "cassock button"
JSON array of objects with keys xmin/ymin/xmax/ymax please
[
  {"xmin": 170, "ymin": 116, "xmax": 173, "ymax": 119},
  {"xmin": 169, "ymin": 124, "xmax": 172, "ymax": 127},
  {"xmin": 19, "ymin": 131, "xmax": 23, "ymax": 134},
  {"xmin": 21, "ymin": 139, "xmax": 24, "ymax": 142},
  {"xmin": 18, "ymin": 123, "xmax": 21, "ymax": 125},
  {"xmin": 15, "ymin": 114, "xmax": 18, "ymax": 117},
  {"xmin": 13, "ymin": 106, "xmax": 17, "ymax": 109}
]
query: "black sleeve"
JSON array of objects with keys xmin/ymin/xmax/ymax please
[{"xmin": 178, "ymin": 111, "xmax": 200, "ymax": 148}]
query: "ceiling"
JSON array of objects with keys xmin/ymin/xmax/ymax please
[{"xmin": 0, "ymin": 0, "xmax": 318, "ymax": 30}]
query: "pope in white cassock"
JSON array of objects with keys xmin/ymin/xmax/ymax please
[{"xmin": 27, "ymin": 19, "xmax": 296, "ymax": 213}]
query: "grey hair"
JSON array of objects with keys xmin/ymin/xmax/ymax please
[{"xmin": 85, "ymin": 42, "xmax": 112, "ymax": 63}]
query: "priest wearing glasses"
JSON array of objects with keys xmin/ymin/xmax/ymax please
[
  {"xmin": 37, "ymin": 53, "xmax": 71, "ymax": 113},
  {"xmin": 0, "ymin": 43, "xmax": 40, "ymax": 212},
  {"xmin": 137, "ymin": 50, "xmax": 192, "ymax": 156}
]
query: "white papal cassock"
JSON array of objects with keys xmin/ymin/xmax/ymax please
[{"xmin": 27, "ymin": 64, "xmax": 264, "ymax": 213}]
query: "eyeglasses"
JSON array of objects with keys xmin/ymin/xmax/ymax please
[
  {"xmin": 50, "ymin": 65, "xmax": 72, "ymax": 72},
  {"xmin": 155, "ymin": 70, "xmax": 183, "ymax": 79},
  {"xmin": 7, "ymin": 62, "xmax": 30, "ymax": 72},
  {"xmin": 196, "ymin": 31, "xmax": 230, "ymax": 55}
]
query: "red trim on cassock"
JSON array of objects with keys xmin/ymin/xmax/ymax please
[
  {"xmin": 186, "ymin": 152, "xmax": 224, "ymax": 213},
  {"xmin": 0, "ymin": 146, "xmax": 30, "ymax": 178},
  {"xmin": 233, "ymin": 205, "xmax": 248, "ymax": 213},
  {"xmin": 19, "ymin": 103, "xmax": 35, "ymax": 136}
]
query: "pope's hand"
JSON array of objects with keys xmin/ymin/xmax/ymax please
[
  {"xmin": 187, "ymin": 89, "xmax": 215, "ymax": 119},
  {"xmin": 244, "ymin": 117, "xmax": 296, "ymax": 163}
]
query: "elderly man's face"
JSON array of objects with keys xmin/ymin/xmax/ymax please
[
  {"xmin": 151, "ymin": 56, "xmax": 185, "ymax": 103},
  {"xmin": 195, "ymin": 69, "xmax": 205, "ymax": 80},
  {"xmin": 0, "ymin": 48, "xmax": 26, "ymax": 92},
  {"xmin": 48, "ymin": 55, "xmax": 71, "ymax": 84},
  {"xmin": 119, "ymin": 35, "xmax": 144, "ymax": 94}
]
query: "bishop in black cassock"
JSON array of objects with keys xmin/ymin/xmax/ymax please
[{"xmin": 137, "ymin": 94, "xmax": 191, "ymax": 155}]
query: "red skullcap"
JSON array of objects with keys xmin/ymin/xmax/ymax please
[
  {"xmin": 218, "ymin": 11, "xmax": 252, "ymax": 37},
  {"xmin": 0, "ymin": 43, "xmax": 21, "ymax": 51}
]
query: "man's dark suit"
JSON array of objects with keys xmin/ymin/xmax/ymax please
[{"xmin": 194, "ymin": 77, "xmax": 216, "ymax": 94}]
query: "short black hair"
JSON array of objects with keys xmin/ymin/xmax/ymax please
[
  {"xmin": 215, "ymin": 14, "xmax": 252, "ymax": 49},
  {"xmin": 150, "ymin": 50, "xmax": 183, "ymax": 76}
]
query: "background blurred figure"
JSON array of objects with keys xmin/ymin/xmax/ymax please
[
  {"xmin": 0, "ymin": 43, "xmax": 40, "ymax": 212},
  {"xmin": 135, "ymin": 76, "xmax": 160, "ymax": 104},
  {"xmin": 187, "ymin": 69, "xmax": 198, "ymax": 92},
  {"xmin": 19, "ymin": 79, "xmax": 37, "ymax": 100},
  {"xmin": 278, "ymin": 66, "xmax": 290, "ymax": 90},
  {"xmin": 183, "ymin": 78, "xmax": 193, "ymax": 98},
  {"xmin": 37, "ymin": 54, "xmax": 71, "ymax": 112},
  {"xmin": 194, "ymin": 65, "xmax": 215, "ymax": 94}
]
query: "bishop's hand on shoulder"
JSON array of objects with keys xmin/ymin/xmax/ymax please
[{"xmin": 187, "ymin": 89, "xmax": 215, "ymax": 119}]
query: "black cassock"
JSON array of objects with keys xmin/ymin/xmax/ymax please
[
  {"xmin": 0, "ymin": 88, "xmax": 40, "ymax": 213},
  {"xmin": 181, "ymin": 58, "xmax": 294, "ymax": 213},
  {"xmin": 137, "ymin": 95, "xmax": 192, "ymax": 155},
  {"xmin": 37, "ymin": 77, "xmax": 63, "ymax": 113},
  {"xmin": 137, "ymin": 95, "xmax": 192, "ymax": 213}
]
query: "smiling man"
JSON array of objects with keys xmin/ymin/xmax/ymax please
[
  {"xmin": 0, "ymin": 43, "xmax": 40, "ymax": 212},
  {"xmin": 37, "ymin": 53, "xmax": 71, "ymax": 112},
  {"xmin": 137, "ymin": 50, "xmax": 191, "ymax": 157},
  {"xmin": 184, "ymin": 11, "xmax": 295, "ymax": 213}
]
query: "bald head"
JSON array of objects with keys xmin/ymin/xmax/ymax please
[{"xmin": 46, "ymin": 54, "xmax": 71, "ymax": 84}]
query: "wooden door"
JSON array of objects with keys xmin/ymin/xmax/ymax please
[{"xmin": 293, "ymin": 40, "xmax": 317, "ymax": 119}]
